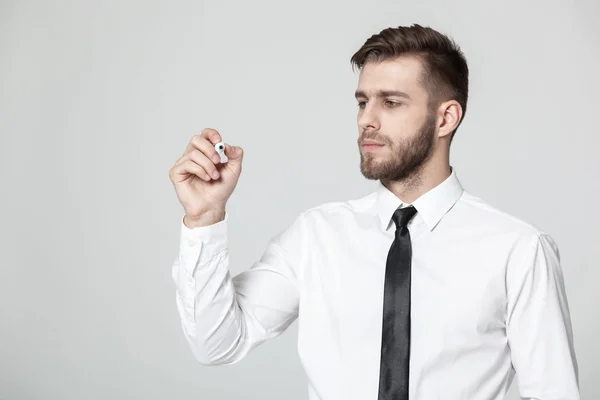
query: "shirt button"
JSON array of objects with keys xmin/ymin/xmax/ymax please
[
  {"xmin": 186, "ymin": 325, "xmax": 196, "ymax": 338},
  {"xmin": 188, "ymin": 240, "xmax": 197, "ymax": 247}
]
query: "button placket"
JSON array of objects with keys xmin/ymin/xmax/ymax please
[
  {"xmin": 183, "ymin": 240, "xmax": 203, "ymax": 276},
  {"xmin": 178, "ymin": 292, "xmax": 195, "ymax": 323},
  {"xmin": 185, "ymin": 295, "xmax": 194, "ymax": 316},
  {"xmin": 185, "ymin": 271, "xmax": 195, "ymax": 286}
]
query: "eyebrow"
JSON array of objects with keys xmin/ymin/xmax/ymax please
[{"xmin": 354, "ymin": 89, "xmax": 412, "ymax": 100}]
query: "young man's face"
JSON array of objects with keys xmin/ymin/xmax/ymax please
[{"xmin": 355, "ymin": 55, "xmax": 438, "ymax": 182}]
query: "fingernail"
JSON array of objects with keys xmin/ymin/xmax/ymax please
[
  {"xmin": 212, "ymin": 154, "xmax": 220, "ymax": 163},
  {"xmin": 212, "ymin": 170, "xmax": 220, "ymax": 179}
]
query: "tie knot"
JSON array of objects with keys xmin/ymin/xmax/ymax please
[{"xmin": 392, "ymin": 205, "xmax": 418, "ymax": 230}]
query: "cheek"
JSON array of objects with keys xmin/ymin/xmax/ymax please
[
  {"xmin": 382, "ymin": 110, "xmax": 411, "ymax": 138},
  {"xmin": 386, "ymin": 108, "xmax": 427, "ymax": 135}
]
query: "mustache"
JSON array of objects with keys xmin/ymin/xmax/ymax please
[{"xmin": 358, "ymin": 131, "xmax": 391, "ymax": 145}]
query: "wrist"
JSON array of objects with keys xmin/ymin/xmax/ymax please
[{"xmin": 184, "ymin": 208, "xmax": 226, "ymax": 228}]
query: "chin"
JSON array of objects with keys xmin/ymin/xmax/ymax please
[{"xmin": 360, "ymin": 160, "xmax": 384, "ymax": 180}]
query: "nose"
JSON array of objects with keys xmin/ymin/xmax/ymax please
[{"xmin": 357, "ymin": 103, "xmax": 381, "ymax": 132}]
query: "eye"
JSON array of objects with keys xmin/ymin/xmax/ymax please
[
  {"xmin": 357, "ymin": 101, "xmax": 366, "ymax": 109},
  {"xmin": 385, "ymin": 100, "xmax": 402, "ymax": 107}
]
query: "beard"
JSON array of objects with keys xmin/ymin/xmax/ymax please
[{"xmin": 359, "ymin": 113, "xmax": 437, "ymax": 182}]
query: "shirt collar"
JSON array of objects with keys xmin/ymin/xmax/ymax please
[{"xmin": 374, "ymin": 167, "xmax": 464, "ymax": 232}]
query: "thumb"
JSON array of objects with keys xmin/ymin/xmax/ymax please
[{"xmin": 224, "ymin": 144, "xmax": 243, "ymax": 164}]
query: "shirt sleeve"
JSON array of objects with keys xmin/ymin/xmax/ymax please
[
  {"xmin": 506, "ymin": 233, "xmax": 580, "ymax": 399},
  {"xmin": 171, "ymin": 212, "xmax": 302, "ymax": 366}
]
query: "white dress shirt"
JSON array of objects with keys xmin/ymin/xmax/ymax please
[{"xmin": 171, "ymin": 168, "xmax": 579, "ymax": 400}]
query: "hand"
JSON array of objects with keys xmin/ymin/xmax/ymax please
[{"xmin": 169, "ymin": 128, "xmax": 243, "ymax": 227}]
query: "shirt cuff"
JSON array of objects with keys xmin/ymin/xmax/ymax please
[{"xmin": 178, "ymin": 213, "xmax": 229, "ymax": 273}]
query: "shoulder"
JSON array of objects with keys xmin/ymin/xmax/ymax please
[
  {"xmin": 273, "ymin": 190, "xmax": 376, "ymax": 239},
  {"xmin": 301, "ymin": 190, "xmax": 376, "ymax": 219},
  {"xmin": 457, "ymin": 191, "xmax": 551, "ymax": 239},
  {"xmin": 266, "ymin": 192, "xmax": 375, "ymax": 263},
  {"xmin": 457, "ymin": 191, "xmax": 562, "ymax": 276}
]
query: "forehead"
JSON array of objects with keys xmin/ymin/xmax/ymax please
[{"xmin": 357, "ymin": 55, "xmax": 425, "ymax": 96}]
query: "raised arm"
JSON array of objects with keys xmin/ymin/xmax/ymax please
[{"xmin": 168, "ymin": 128, "xmax": 302, "ymax": 365}]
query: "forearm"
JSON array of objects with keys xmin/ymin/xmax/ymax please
[
  {"xmin": 172, "ymin": 214, "xmax": 300, "ymax": 365},
  {"xmin": 174, "ymin": 248, "xmax": 251, "ymax": 365}
]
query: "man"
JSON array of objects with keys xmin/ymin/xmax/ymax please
[{"xmin": 168, "ymin": 24, "xmax": 579, "ymax": 400}]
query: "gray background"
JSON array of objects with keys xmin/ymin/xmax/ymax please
[{"xmin": 1, "ymin": 0, "xmax": 598, "ymax": 399}]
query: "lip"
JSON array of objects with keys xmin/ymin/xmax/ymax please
[
  {"xmin": 361, "ymin": 140, "xmax": 385, "ymax": 146},
  {"xmin": 361, "ymin": 141, "xmax": 385, "ymax": 152}
]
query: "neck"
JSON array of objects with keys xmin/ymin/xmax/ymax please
[{"xmin": 381, "ymin": 156, "xmax": 451, "ymax": 204}]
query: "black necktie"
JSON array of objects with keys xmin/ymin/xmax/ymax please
[{"xmin": 378, "ymin": 205, "xmax": 418, "ymax": 400}]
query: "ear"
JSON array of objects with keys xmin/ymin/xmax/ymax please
[{"xmin": 437, "ymin": 100, "xmax": 462, "ymax": 139}]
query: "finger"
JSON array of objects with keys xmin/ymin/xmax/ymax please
[
  {"xmin": 171, "ymin": 159, "xmax": 211, "ymax": 182},
  {"xmin": 184, "ymin": 134, "xmax": 222, "ymax": 164},
  {"xmin": 175, "ymin": 150, "xmax": 220, "ymax": 179},
  {"xmin": 200, "ymin": 128, "xmax": 222, "ymax": 145},
  {"xmin": 185, "ymin": 149, "xmax": 221, "ymax": 179},
  {"xmin": 176, "ymin": 149, "xmax": 221, "ymax": 175}
]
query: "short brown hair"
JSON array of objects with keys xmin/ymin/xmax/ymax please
[{"xmin": 350, "ymin": 24, "xmax": 469, "ymax": 141}]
